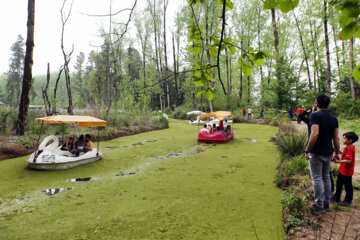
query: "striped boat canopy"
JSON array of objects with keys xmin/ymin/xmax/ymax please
[
  {"xmin": 35, "ymin": 115, "xmax": 107, "ymax": 127},
  {"xmin": 198, "ymin": 111, "xmax": 233, "ymax": 120}
]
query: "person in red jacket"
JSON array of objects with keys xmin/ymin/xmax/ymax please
[
  {"xmin": 332, "ymin": 132, "xmax": 358, "ymax": 206},
  {"xmin": 242, "ymin": 107, "xmax": 246, "ymax": 117}
]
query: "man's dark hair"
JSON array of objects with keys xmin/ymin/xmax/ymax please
[
  {"xmin": 343, "ymin": 132, "xmax": 359, "ymax": 144},
  {"xmin": 203, "ymin": 124, "xmax": 207, "ymax": 128},
  {"xmin": 316, "ymin": 94, "xmax": 330, "ymax": 108},
  {"xmin": 85, "ymin": 134, "xmax": 92, "ymax": 139}
]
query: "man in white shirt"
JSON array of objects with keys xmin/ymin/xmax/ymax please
[
  {"xmin": 200, "ymin": 124, "xmax": 210, "ymax": 133},
  {"xmin": 248, "ymin": 108, "xmax": 252, "ymax": 119}
]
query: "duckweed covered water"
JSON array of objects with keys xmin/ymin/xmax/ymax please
[{"xmin": 0, "ymin": 119, "xmax": 285, "ymax": 239}]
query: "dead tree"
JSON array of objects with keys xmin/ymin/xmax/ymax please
[
  {"xmin": 60, "ymin": 0, "xmax": 74, "ymax": 115},
  {"xmin": 42, "ymin": 63, "xmax": 52, "ymax": 115}
]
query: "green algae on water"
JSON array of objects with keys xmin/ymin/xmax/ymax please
[{"xmin": 0, "ymin": 120, "xmax": 285, "ymax": 239}]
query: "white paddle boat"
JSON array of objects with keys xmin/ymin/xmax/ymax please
[{"xmin": 26, "ymin": 115, "xmax": 107, "ymax": 170}]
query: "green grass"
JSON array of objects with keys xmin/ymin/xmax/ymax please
[{"xmin": 0, "ymin": 120, "xmax": 285, "ymax": 239}]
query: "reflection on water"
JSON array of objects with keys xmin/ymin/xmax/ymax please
[
  {"xmin": 242, "ymin": 138, "xmax": 258, "ymax": 142},
  {"xmin": 41, "ymin": 188, "xmax": 73, "ymax": 196},
  {"xmin": 116, "ymin": 172, "xmax": 136, "ymax": 177},
  {"xmin": 66, "ymin": 177, "xmax": 98, "ymax": 182}
]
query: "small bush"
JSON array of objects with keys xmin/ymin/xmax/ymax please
[
  {"xmin": 17, "ymin": 137, "xmax": 33, "ymax": 148},
  {"xmin": 282, "ymin": 193, "xmax": 307, "ymax": 218},
  {"xmin": 274, "ymin": 133, "xmax": 307, "ymax": 158},
  {"xmin": 158, "ymin": 116, "xmax": 169, "ymax": 127},
  {"xmin": 283, "ymin": 156, "xmax": 308, "ymax": 176},
  {"xmin": 284, "ymin": 216, "xmax": 303, "ymax": 233}
]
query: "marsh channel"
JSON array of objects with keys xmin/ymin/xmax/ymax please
[{"xmin": 0, "ymin": 119, "xmax": 285, "ymax": 239}]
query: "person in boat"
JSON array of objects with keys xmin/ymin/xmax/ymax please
[
  {"xmin": 84, "ymin": 134, "xmax": 93, "ymax": 153},
  {"xmin": 223, "ymin": 119, "xmax": 228, "ymax": 128},
  {"xmin": 74, "ymin": 135, "xmax": 86, "ymax": 156},
  {"xmin": 225, "ymin": 125, "xmax": 231, "ymax": 135},
  {"xmin": 211, "ymin": 123, "xmax": 217, "ymax": 133},
  {"xmin": 199, "ymin": 124, "xmax": 210, "ymax": 134},
  {"xmin": 216, "ymin": 126, "xmax": 225, "ymax": 135},
  {"xmin": 60, "ymin": 137, "xmax": 75, "ymax": 152}
]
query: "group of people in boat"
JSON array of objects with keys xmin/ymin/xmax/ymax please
[
  {"xmin": 199, "ymin": 119, "xmax": 231, "ymax": 136},
  {"xmin": 60, "ymin": 134, "xmax": 93, "ymax": 156}
]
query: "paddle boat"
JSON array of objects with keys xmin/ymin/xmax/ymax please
[
  {"xmin": 26, "ymin": 115, "xmax": 107, "ymax": 170},
  {"xmin": 187, "ymin": 110, "xmax": 206, "ymax": 125},
  {"xmin": 197, "ymin": 111, "xmax": 234, "ymax": 144}
]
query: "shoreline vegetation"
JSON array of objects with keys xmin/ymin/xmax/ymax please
[
  {"xmin": 272, "ymin": 121, "xmax": 360, "ymax": 239},
  {"xmin": 0, "ymin": 110, "xmax": 169, "ymax": 160}
]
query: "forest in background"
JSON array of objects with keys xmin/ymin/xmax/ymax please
[{"xmin": 1, "ymin": 0, "xmax": 360, "ymax": 119}]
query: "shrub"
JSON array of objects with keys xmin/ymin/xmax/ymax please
[
  {"xmin": 284, "ymin": 216, "xmax": 303, "ymax": 233},
  {"xmin": 274, "ymin": 133, "xmax": 307, "ymax": 158},
  {"xmin": 158, "ymin": 116, "xmax": 169, "ymax": 127},
  {"xmin": 282, "ymin": 193, "xmax": 307, "ymax": 218},
  {"xmin": 283, "ymin": 156, "xmax": 308, "ymax": 176},
  {"xmin": 17, "ymin": 137, "xmax": 33, "ymax": 148}
]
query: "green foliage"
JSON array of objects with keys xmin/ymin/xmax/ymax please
[
  {"xmin": 334, "ymin": 92, "xmax": 360, "ymax": 118},
  {"xmin": 273, "ymin": 133, "xmax": 307, "ymax": 158},
  {"xmin": 283, "ymin": 156, "xmax": 308, "ymax": 176},
  {"xmin": 332, "ymin": 0, "xmax": 360, "ymax": 40},
  {"xmin": 263, "ymin": 0, "xmax": 299, "ymax": 13},
  {"xmin": 282, "ymin": 193, "xmax": 307, "ymax": 218},
  {"xmin": 16, "ymin": 137, "xmax": 33, "ymax": 148},
  {"xmin": 157, "ymin": 116, "xmax": 169, "ymax": 127},
  {"xmin": 284, "ymin": 216, "xmax": 303, "ymax": 233}
]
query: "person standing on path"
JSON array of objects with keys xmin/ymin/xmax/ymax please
[
  {"xmin": 287, "ymin": 106, "xmax": 293, "ymax": 121},
  {"xmin": 247, "ymin": 108, "xmax": 252, "ymax": 120},
  {"xmin": 242, "ymin": 107, "xmax": 246, "ymax": 117},
  {"xmin": 304, "ymin": 94, "xmax": 340, "ymax": 213},
  {"xmin": 332, "ymin": 132, "xmax": 358, "ymax": 206}
]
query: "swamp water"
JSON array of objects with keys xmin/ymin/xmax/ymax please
[{"xmin": 0, "ymin": 120, "xmax": 285, "ymax": 239}]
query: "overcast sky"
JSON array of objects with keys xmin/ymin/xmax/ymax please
[{"xmin": 0, "ymin": 0, "xmax": 182, "ymax": 76}]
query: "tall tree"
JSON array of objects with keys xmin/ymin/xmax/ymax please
[
  {"xmin": 16, "ymin": 0, "xmax": 35, "ymax": 135},
  {"xmin": 323, "ymin": 0, "xmax": 332, "ymax": 96},
  {"xmin": 163, "ymin": 0, "xmax": 170, "ymax": 109},
  {"xmin": 6, "ymin": 35, "xmax": 25, "ymax": 107}
]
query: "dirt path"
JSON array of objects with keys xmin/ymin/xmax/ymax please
[{"xmin": 289, "ymin": 122, "xmax": 360, "ymax": 240}]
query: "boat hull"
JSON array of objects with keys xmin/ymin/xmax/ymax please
[
  {"xmin": 27, "ymin": 155, "xmax": 101, "ymax": 170},
  {"xmin": 197, "ymin": 130, "xmax": 234, "ymax": 144}
]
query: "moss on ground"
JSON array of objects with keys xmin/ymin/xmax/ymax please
[{"xmin": 0, "ymin": 119, "xmax": 285, "ymax": 239}]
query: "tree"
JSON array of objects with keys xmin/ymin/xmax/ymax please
[
  {"xmin": 6, "ymin": 35, "xmax": 25, "ymax": 107},
  {"xmin": 16, "ymin": 0, "xmax": 35, "ymax": 135}
]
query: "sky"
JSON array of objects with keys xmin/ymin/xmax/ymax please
[{"xmin": 0, "ymin": 0, "xmax": 183, "ymax": 76}]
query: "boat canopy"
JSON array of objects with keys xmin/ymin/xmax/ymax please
[
  {"xmin": 187, "ymin": 110, "xmax": 206, "ymax": 115},
  {"xmin": 35, "ymin": 115, "xmax": 107, "ymax": 127},
  {"xmin": 198, "ymin": 111, "xmax": 233, "ymax": 120}
]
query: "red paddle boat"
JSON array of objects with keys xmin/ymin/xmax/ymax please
[{"xmin": 197, "ymin": 111, "xmax": 234, "ymax": 144}]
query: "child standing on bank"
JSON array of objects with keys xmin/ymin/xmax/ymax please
[{"xmin": 332, "ymin": 132, "xmax": 358, "ymax": 206}]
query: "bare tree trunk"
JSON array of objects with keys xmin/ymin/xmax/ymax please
[
  {"xmin": 239, "ymin": 40, "xmax": 243, "ymax": 101},
  {"xmin": 172, "ymin": 34, "xmax": 178, "ymax": 107},
  {"xmin": 349, "ymin": 38, "xmax": 356, "ymax": 99},
  {"xmin": 16, "ymin": 0, "xmax": 35, "ymax": 135},
  {"xmin": 257, "ymin": 8, "xmax": 264, "ymax": 99},
  {"xmin": 225, "ymin": 48, "xmax": 230, "ymax": 110},
  {"xmin": 294, "ymin": 12, "xmax": 312, "ymax": 89},
  {"xmin": 60, "ymin": 0, "xmax": 74, "ymax": 115},
  {"xmin": 324, "ymin": 0, "xmax": 332, "ymax": 96},
  {"xmin": 149, "ymin": 0, "xmax": 164, "ymax": 111},
  {"xmin": 271, "ymin": 9, "xmax": 279, "ymax": 59},
  {"xmin": 42, "ymin": 63, "xmax": 52, "ymax": 115},
  {"xmin": 205, "ymin": 4, "xmax": 214, "ymax": 112},
  {"xmin": 52, "ymin": 67, "xmax": 64, "ymax": 114},
  {"xmin": 331, "ymin": 24, "xmax": 341, "ymax": 83},
  {"xmin": 310, "ymin": 20, "xmax": 319, "ymax": 91},
  {"xmin": 163, "ymin": 0, "xmax": 170, "ymax": 109},
  {"xmin": 247, "ymin": 76, "xmax": 251, "ymax": 104}
]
